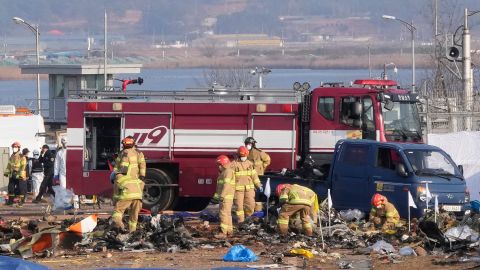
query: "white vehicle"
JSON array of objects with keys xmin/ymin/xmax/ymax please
[{"xmin": 0, "ymin": 105, "xmax": 46, "ymax": 191}]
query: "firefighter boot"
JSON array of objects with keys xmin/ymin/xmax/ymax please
[
  {"xmin": 214, "ymin": 232, "xmax": 228, "ymax": 239},
  {"xmin": 6, "ymin": 195, "xmax": 14, "ymax": 206}
]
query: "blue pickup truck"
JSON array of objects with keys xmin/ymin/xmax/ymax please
[{"xmin": 261, "ymin": 139, "xmax": 469, "ymax": 218}]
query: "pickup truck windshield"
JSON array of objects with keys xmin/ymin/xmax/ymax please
[
  {"xmin": 403, "ymin": 149, "xmax": 461, "ymax": 179},
  {"xmin": 383, "ymin": 102, "xmax": 422, "ymax": 141}
]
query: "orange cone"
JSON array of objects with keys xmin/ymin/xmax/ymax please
[{"xmin": 68, "ymin": 214, "xmax": 98, "ymax": 233}]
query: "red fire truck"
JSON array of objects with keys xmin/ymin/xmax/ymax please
[{"xmin": 66, "ymin": 79, "xmax": 422, "ymax": 210}]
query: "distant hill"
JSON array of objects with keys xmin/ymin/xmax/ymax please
[{"xmin": 0, "ymin": 0, "xmax": 479, "ymax": 40}]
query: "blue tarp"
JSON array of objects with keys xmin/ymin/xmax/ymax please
[
  {"xmin": 223, "ymin": 245, "xmax": 258, "ymax": 262},
  {"xmin": 0, "ymin": 256, "xmax": 49, "ymax": 270}
]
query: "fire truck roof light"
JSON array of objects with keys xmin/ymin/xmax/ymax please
[
  {"xmin": 282, "ymin": 104, "xmax": 293, "ymax": 113},
  {"xmin": 354, "ymin": 79, "xmax": 398, "ymax": 87},
  {"xmin": 86, "ymin": 102, "xmax": 98, "ymax": 111}
]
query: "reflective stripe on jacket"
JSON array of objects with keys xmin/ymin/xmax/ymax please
[
  {"xmin": 5, "ymin": 152, "xmax": 27, "ymax": 180},
  {"xmin": 279, "ymin": 184, "xmax": 319, "ymax": 212},
  {"xmin": 114, "ymin": 148, "xmax": 146, "ymax": 201},
  {"xmin": 231, "ymin": 160, "xmax": 261, "ymax": 191},
  {"xmin": 247, "ymin": 148, "xmax": 271, "ymax": 176},
  {"xmin": 369, "ymin": 201, "xmax": 400, "ymax": 224},
  {"xmin": 213, "ymin": 167, "xmax": 235, "ymax": 201}
]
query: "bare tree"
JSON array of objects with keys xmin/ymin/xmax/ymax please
[
  {"xmin": 199, "ymin": 38, "xmax": 218, "ymax": 58},
  {"xmin": 201, "ymin": 65, "xmax": 255, "ymax": 89}
]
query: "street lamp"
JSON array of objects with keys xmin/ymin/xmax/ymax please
[
  {"xmin": 382, "ymin": 14, "xmax": 416, "ymax": 92},
  {"xmin": 13, "ymin": 17, "xmax": 41, "ymax": 114},
  {"xmin": 383, "ymin": 62, "xmax": 398, "ymax": 80}
]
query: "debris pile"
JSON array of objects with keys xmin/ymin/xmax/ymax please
[{"xmin": 2, "ymin": 204, "xmax": 480, "ymax": 270}]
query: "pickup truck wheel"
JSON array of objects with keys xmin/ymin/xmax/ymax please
[{"xmin": 142, "ymin": 168, "xmax": 175, "ymax": 211}]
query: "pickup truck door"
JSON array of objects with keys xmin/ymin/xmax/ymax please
[
  {"xmin": 331, "ymin": 143, "xmax": 374, "ymax": 211},
  {"xmin": 370, "ymin": 146, "xmax": 411, "ymax": 217}
]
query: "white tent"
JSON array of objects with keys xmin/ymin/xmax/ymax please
[
  {"xmin": 0, "ymin": 114, "xmax": 46, "ymax": 156},
  {"xmin": 428, "ymin": 132, "xmax": 480, "ymax": 200}
]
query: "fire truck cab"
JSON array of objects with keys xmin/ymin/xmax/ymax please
[{"xmin": 66, "ymin": 79, "xmax": 421, "ymax": 210}]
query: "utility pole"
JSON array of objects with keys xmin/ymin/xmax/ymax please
[
  {"xmin": 368, "ymin": 45, "xmax": 371, "ymax": 78},
  {"xmin": 411, "ymin": 20, "xmax": 416, "ymax": 92},
  {"xmin": 463, "ymin": 8, "xmax": 473, "ymax": 130},
  {"xmin": 104, "ymin": 10, "xmax": 108, "ymax": 90}
]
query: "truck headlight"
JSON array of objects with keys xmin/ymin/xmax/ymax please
[
  {"xmin": 465, "ymin": 188, "xmax": 470, "ymax": 203},
  {"xmin": 417, "ymin": 186, "xmax": 427, "ymax": 202}
]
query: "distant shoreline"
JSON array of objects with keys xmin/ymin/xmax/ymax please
[{"xmin": 0, "ymin": 53, "xmax": 431, "ymax": 81}]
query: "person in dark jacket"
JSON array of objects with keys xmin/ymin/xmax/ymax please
[{"xmin": 33, "ymin": 145, "xmax": 55, "ymax": 203}]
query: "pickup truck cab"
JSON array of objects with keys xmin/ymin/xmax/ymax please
[{"xmin": 262, "ymin": 140, "xmax": 469, "ymax": 218}]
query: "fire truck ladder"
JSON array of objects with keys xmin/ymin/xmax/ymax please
[{"xmin": 69, "ymin": 88, "xmax": 303, "ymax": 103}]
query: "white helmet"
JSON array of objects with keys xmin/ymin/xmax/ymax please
[{"xmin": 33, "ymin": 149, "xmax": 40, "ymax": 156}]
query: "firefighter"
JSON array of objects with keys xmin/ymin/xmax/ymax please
[
  {"xmin": 4, "ymin": 142, "xmax": 27, "ymax": 205},
  {"xmin": 232, "ymin": 146, "xmax": 263, "ymax": 223},
  {"xmin": 33, "ymin": 145, "xmax": 55, "ymax": 203},
  {"xmin": 369, "ymin": 193, "xmax": 400, "ymax": 230},
  {"xmin": 111, "ymin": 136, "xmax": 146, "ymax": 233},
  {"xmin": 244, "ymin": 137, "xmax": 271, "ymax": 176},
  {"xmin": 276, "ymin": 184, "xmax": 319, "ymax": 236},
  {"xmin": 213, "ymin": 155, "xmax": 235, "ymax": 238}
]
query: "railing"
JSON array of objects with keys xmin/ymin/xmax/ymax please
[
  {"xmin": 68, "ymin": 88, "xmax": 302, "ymax": 103},
  {"xmin": 419, "ymin": 96, "xmax": 480, "ymax": 133},
  {"xmin": 25, "ymin": 98, "xmax": 66, "ymax": 122}
]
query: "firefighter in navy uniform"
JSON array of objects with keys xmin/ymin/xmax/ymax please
[
  {"xmin": 244, "ymin": 137, "xmax": 271, "ymax": 176},
  {"xmin": 4, "ymin": 142, "xmax": 27, "ymax": 205},
  {"xmin": 33, "ymin": 145, "xmax": 55, "ymax": 203},
  {"xmin": 231, "ymin": 146, "xmax": 263, "ymax": 223},
  {"xmin": 111, "ymin": 136, "xmax": 146, "ymax": 233}
]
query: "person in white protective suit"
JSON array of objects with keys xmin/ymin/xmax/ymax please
[
  {"xmin": 54, "ymin": 138, "xmax": 67, "ymax": 188},
  {"xmin": 30, "ymin": 149, "xmax": 44, "ymax": 197}
]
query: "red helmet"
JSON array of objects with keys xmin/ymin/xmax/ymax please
[
  {"xmin": 371, "ymin": 193, "xmax": 385, "ymax": 207},
  {"xmin": 122, "ymin": 136, "xmax": 135, "ymax": 147},
  {"xmin": 216, "ymin": 155, "xmax": 230, "ymax": 167},
  {"xmin": 238, "ymin": 146, "xmax": 249, "ymax": 157},
  {"xmin": 11, "ymin": 142, "xmax": 21, "ymax": 148},
  {"xmin": 276, "ymin": 184, "xmax": 291, "ymax": 197}
]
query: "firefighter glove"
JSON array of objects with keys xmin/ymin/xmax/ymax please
[
  {"xmin": 257, "ymin": 186, "xmax": 264, "ymax": 193},
  {"xmin": 109, "ymin": 171, "xmax": 116, "ymax": 183},
  {"xmin": 139, "ymin": 175, "xmax": 145, "ymax": 181}
]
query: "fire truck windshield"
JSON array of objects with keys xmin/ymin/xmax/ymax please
[{"xmin": 382, "ymin": 101, "xmax": 422, "ymax": 141}]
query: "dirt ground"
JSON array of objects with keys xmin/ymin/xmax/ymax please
[{"xmin": 1, "ymin": 201, "xmax": 479, "ymax": 270}]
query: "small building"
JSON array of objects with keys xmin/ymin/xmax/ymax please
[{"xmin": 20, "ymin": 64, "xmax": 142, "ymax": 126}]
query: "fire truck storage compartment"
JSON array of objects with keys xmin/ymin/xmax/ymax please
[
  {"xmin": 85, "ymin": 117, "xmax": 121, "ymax": 171},
  {"xmin": 122, "ymin": 113, "xmax": 174, "ymax": 211}
]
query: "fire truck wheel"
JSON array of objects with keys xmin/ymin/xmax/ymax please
[{"xmin": 142, "ymin": 168, "xmax": 175, "ymax": 211}]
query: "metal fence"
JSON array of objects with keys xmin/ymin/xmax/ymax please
[{"xmin": 419, "ymin": 96, "xmax": 480, "ymax": 134}]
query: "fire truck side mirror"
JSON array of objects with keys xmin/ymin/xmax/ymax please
[{"xmin": 384, "ymin": 100, "xmax": 394, "ymax": 111}]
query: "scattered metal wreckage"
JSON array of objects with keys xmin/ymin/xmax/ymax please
[{"xmin": 0, "ymin": 204, "xmax": 480, "ymax": 269}]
